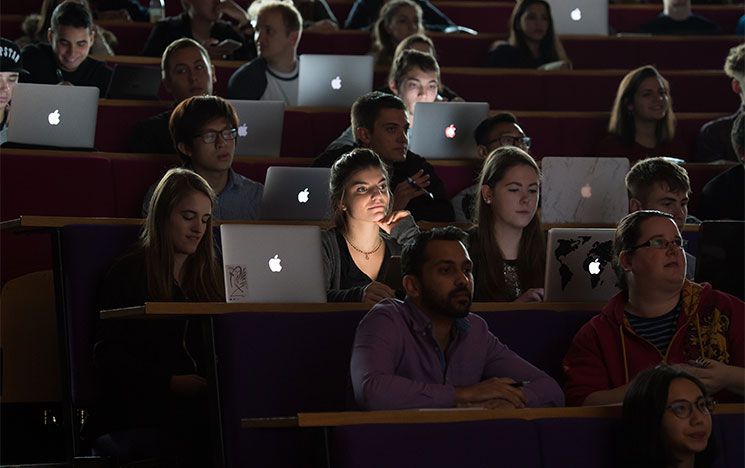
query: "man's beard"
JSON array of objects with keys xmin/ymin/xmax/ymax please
[{"xmin": 419, "ymin": 283, "xmax": 472, "ymax": 319}]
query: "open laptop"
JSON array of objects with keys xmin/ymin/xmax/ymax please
[
  {"xmin": 545, "ymin": 0, "xmax": 609, "ymax": 36},
  {"xmin": 297, "ymin": 54, "xmax": 374, "ymax": 107},
  {"xmin": 229, "ymin": 100, "xmax": 285, "ymax": 157},
  {"xmin": 259, "ymin": 166, "xmax": 332, "ymax": 220},
  {"xmin": 540, "ymin": 157, "xmax": 629, "ymax": 224},
  {"xmin": 220, "ymin": 224, "xmax": 327, "ymax": 303},
  {"xmin": 544, "ymin": 228, "xmax": 619, "ymax": 302},
  {"xmin": 409, "ymin": 102, "xmax": 490, "ymax": 159},
  {"xmin": 106, "ymin": 64, "xmax": 161, "ymax": 100},
  {"xmin": 7, "ymin": 83, "xmax": 99, "ymax": 149},
  {"xmin": 695, "ymin": 221, "xmax": 744, "ymax": 299}
]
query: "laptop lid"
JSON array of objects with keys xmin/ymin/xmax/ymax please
[
  {"xmin": 409, "ymin": 102, "xmax": 490, "ymax": 159},
  {"xmin": 259, "ymin": 166, "xmax": 332, "ymax": 220},
  {"xmin": 229, "ymin": 100, "xmax": 285, "ymax": 157},
  {"xmin": 540, "ymin": 157, "xmax": 629, "ymax": 224},
  {"xmin": 7, "ymin": 83, "xmax": 99, "ymax": 149},
  {"xmin": 695, "ymin": 221, "xmax": 744, "ymax": 299},
  {"xmin": 106, "ymin": 64, "xmax": 161, "ymax": 100},
  {"xmin": 544, "ymin": 228, "xmax": 619, "ymax": 302},
  {"xmin": 297, "ymin": 54, "xmax": 374, "ymax": 107},
  {"xmin": 545, "ymin": 0, "xmax": 609, "ymax": 36},
  {"xmin": 220, "ymin": 224, "xmax": 327, "ymax": 303}
]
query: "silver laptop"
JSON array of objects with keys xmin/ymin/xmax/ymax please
[
  {"xmin": 229, "ymin": 100, "xmax": 284, "ymax": 157},
  {"xmin": 220, "ymin": 224, "xmax": 327, "ymax": 303},
  {"xmin": 297, "ymin": 54, "xmax": 374, "ymax": 107},
  {"xmin": 545, "ymin": 0, "xmax": 609, "ymax": 36},
  {"xmin": 540, "ymin": 157, "xmax": 629, "ymax": 224},
  {"xmin": 259, "ymin": 166, "xmax": 332, "ymax": 220},
  {"xmin": 7, "ymin": 83, "xmax": 99, "ymax": 149},
  {"xmin": 544, "ymin": 228, "xmax": 619, "ymax": 302},
  {"xmin": 409, "ymin": 102, "xmax": 490, "ymax": 159}
]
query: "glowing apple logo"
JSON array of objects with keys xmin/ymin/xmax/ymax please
[
  {"xmin": 444, "ymin": 124, "xmax": 456, "ymax": 139},
  {"xmin": 331, "ymin": 76, "xmax": 342, "ymax": 90},
  {"xmin": 297, "ymin": 188, "xmax": 310, "ymax": 203},
  {"xmin": 570, "ymin": 8, "xmax": 582, "ymax": 21},
  {"xmin": 48, "ymin": 109, "xmax": 61, "ymax": 126},
  {"xmin": 268, "ymin": 254, "xmax": 282, "ymax": 272},
  {"xmin": 580, "ymin": 183, "xmax": 592, "ymax": 199},
  {"xmin": 237, "ymin": 123, "xmax": 248, "ymax": 137},
  {"xmin": 588, "ymin": 258, "xmax": 601, "ymax": 275}
]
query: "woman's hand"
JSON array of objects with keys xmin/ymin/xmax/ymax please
[
  {"xmin": 514, "ymin": 288, "xmax": 544, "ymax": 303},
  {"xmin": 377, "ymin": 210, "xmax": 412, "ymax": 234},
  {"xmin": 362, "ymin": 281, "xmax": 395, "ymax": 304}
]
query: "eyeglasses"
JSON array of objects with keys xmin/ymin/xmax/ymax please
[
  {"xmin": 488, "ymin": 135, "xmax": 532, "ymax": 150},
  {"xmin": 628, "ymin": 237, "xmax": 687, "ymax": 252},
  {"xmin": 194, "ymin": 128, "xmax": 238, "ymax": 144},
  {"xmin": 666, "ymin": 397, "xmax": 716, "ymax": 419}
]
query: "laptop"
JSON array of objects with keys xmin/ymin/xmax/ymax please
[
  {"xmin": 545, "ymin": 0, "xmax": 609, "ymax": 36},
  {"xmin": 7, "ymin": 83, "xmax": 99, "ymax": 149},
  {"xmin": 409, "ymin": 102, "xmax": 490, "ymax": 159},
  {"xmin": 220, "ymin": 224, "xmax": 327, "ymax": 303},
  {"xmin": 106, "ymin": 64, "xmax": 161, "ymax": 100},
  {"xmin": 297, "ymin": 54, "xmax": 374, "ymax": 107},
  {"xmin": 544, "ymin": 228, "xmax": 619, "ymax": 302},
  {"xmin": 695, "ymin": 221, "xmax": 744, "ymax": 299},
  {"xmin": 540, "ymin": 157, "xmax": 629, "ymax": 224},
  {"xmin": 229, "ymin": 100, "xmax": 285, "ymax": 157},
  {"xmin": 259, "ymin": 166, "xmax": 332, "ymax": 221}
]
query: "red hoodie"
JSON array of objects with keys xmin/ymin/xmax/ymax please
[{"xmin": 563, "ymin": 281, "xmax": 744, "ymax": 406}]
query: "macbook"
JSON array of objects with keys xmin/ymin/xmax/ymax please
[
  {"xmin": 297, "ymin": 54, "xmax": 374, "ymax": 107},
  {"xmin": 409, "ymin": 101, "xmax": 490, "ymax": 159},
  {"xmin": 544, "ymin": 228, "xmax": 619, "ymax": 302},
  {"xmin": 695, "ymin": 221, "xmax": 744, "ymax": 299},
  {"xmin": 229, "ymin": 100, "xmax": 285, "ymax": 157},
  {"xmin": 106, "ymin": 64, "xmax": 161, "ymax": 100},
  {"xmin": 545, "ymin": 0, "xmax": 609, "ymax": 36},
  {"xmin": 540, "ymin": 157, "xmax": 629, "ymax": 224},
  {"xmin": 259, "ymin": 166, "xmax": 332, "ymax": 221},
  {"xmin": 220, "ymin": 224, "xmax": 327, "ymax": 303},
  {"xmin": 7, "ymin": 83, "xmax": 99, "ymax": 149}
]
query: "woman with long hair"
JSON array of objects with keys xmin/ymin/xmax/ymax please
[
  {"xmin": 621, "ymin": 365, "xmax": 718, "ymax": 468},
  {"xmin": 470, "ymin": 146, "xmax": 545, "ymax": 302},
  {"xmin": 371, "ymin": 0, "xmax": 424, "ymax": 67},
  {"xmin": 323, "ymin": 148, "xmax": 419, "ymax": 302},
  {"xmin": 485, "ymin": 0, "xmax": 570, "ymax": 69},
  {"xmin": 94, "ymin": 168, "xmax": 223, "ymax": 464},
  {"xmin": 597, "ymin": 65, "xmax": 686, "ymax": 161}
]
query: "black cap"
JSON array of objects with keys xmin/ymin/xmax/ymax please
[{"xmin": 0, "ymin": 38, "xmax": 28, "ymax": 74}]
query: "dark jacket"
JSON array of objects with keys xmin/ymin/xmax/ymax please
[
  {"xmin": 227, "ymin": 57, "xmax": 268, "ymax": 100},
  {"xmin": 20, "ymin": 43, "xmax": 112, "ymax": 95},
  {"xmin": 129, "ymin": 109, "xmax": 175, "ymax": 154}
]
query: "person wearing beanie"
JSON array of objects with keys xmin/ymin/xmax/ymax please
[{"xmin": 0, "ymin": 37, "xmax": 28, "ymax": 145}]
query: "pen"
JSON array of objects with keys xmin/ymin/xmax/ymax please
[
  {"xmin": 509, "ymin": 380, "xmax": 530, "ymax": 388},
  {"xmin": 56, "ymin": 69, "xmax": 64, "ymax": 83},
  {"xmin": 406, "ymin": 176, "xmax": 434, "ymax": 199}
]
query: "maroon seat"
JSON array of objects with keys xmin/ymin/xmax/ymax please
[
  {"xmin": 110, "ymin": 154, "xmax": 180, "ymax": 217},
  {"xmin": 96, "ymin": 100, "xmax": 171, "ymax": 153},
  {"xmin": 609, "ymin": 4, "xmax": 744, "ymax": 33}
]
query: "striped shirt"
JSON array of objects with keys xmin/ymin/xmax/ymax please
[{"xmin": 626, "ymin": 304, "xmax": 681, "ymax": 354}]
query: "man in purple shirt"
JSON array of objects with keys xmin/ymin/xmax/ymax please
[{"xmin": 350, "ymin": 227, "xmax": 564, "ymax": 410}]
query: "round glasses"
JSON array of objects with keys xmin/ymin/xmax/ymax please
[
  {"xmin": 194, "ymin": 128, "xmax": 238, "ymax": 144},
  {"xmin": 666, "ymin": 397, "xmax": 716, "ymax": 419}
]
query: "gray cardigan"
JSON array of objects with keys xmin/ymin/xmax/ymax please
[{"xmin": 322, "ymin": 216, "xmax": 420, "ymax": 302}]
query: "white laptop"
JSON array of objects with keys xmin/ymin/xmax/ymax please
[
  {"xmin": 229, "ymin": 100, "xmax": 285, "ymax": 157},
  {"xmin": 259, "ymin": 166, "xmax": 332, "ymax": 220},
  {"xmin": 297, "ymin": 54, "xmax": 374, "ymax": 107},
  {"xmin": 540, "ymin": 157, "xmax": 629, "ymax": 224},
  {"xmin": 409, "ymin": 102, "xmax": 490, "ymax": 159},
  {"xmin": 220, "ymin": 224, "xmax": 327, "ymax": 303},
  {"xmin": 544, "ymin": 228, "xmax": 619, "ymax": 302},
  {"xmin": 7, "ymin": 83, "xmax": 99, "ymax": 149},
  {"xmin": 545, "ymin": 0, "xmax": 609, "ymax": 36}
]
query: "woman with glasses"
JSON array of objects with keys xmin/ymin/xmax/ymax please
[
  {"xmin": 622, "ymin": 365, "xmax": 718, "ymax": 468},
  {"xmin": 469, "ymin": 146, "xmax": 545, "ymax": 302},
  {"xmin": 564, "ymin": 210, "xmax": 744, "ymax": 406},
  {"xmin": 142, "ymin": 95, "xmax": 263, "ymax": 221},
  {"xmin": 323, "ymin": 148, "xmax": 419, "ymax": 302}
]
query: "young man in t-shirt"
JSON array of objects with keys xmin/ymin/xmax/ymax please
[
  {"xmin": 21, "ymin": 1, "xmax": 112, "ymax": 95},
  {"xmin": 227, "ymin": 0, "xmax": 302, "ymax": 105}
]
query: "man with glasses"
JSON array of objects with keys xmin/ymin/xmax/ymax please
[
  {"xmin": 563, "ymin": 210, "xmax": 744, "ymax": 406},
  {"xmin": 143, "ymin": 96, "xmax": 263, "ymax": 220},
  {"xmin": 451, "ymin": 112, "xmax": 532, "ymax": 221},
  {"xmin": 625, "ymin": 157, "xmax": 698, "ymax": 279}
]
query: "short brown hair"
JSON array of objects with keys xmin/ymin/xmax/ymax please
[
  {"xmin": 350, "ymin": 91, "xmax": 406, "ymax": 138},
  {"xmin": 169, "ymin": 96, "xmax": 239, "ymax": 162},
  {"xmin": 388, "ymin": 49, "xmax": 440, "ymax": 92},
  {"xmin": 613, "ymin": 210, "xmax": 675, "ymax": 291},
  {"xmin": 161, "ymin": 38, "xmax": 211, "ymax": 81},
  {"xmin": 724, "ymin": 43, "xmax": 745, "ymax": 83},
  {"xmin": 249, "ymin": 0, "xmax": 302, "ymax": 33},
  {"xmin": 625, "ymin": 157, "xmax": 691, "ymax": 203}
]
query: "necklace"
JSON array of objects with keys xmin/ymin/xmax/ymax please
[{"xmin": 345, "ymin": 236, "xmax": 383, "ymax": 260}]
